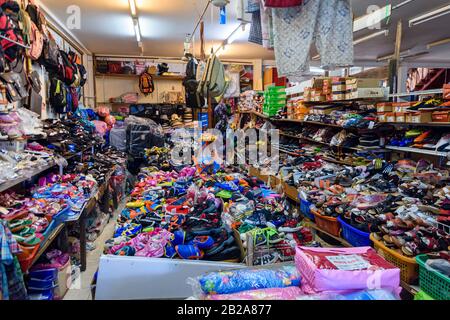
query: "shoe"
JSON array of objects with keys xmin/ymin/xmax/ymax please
[
  {"xmin": 171, "ymin": 230, "xmax": 186, "ymax": 246},
  {"xmin": 190, "ymin": 236, "xmax": 214, "ymax": 250},
  {"xmin": 205, "ymin": 246, "xmax": 241, "ymax": 262},
  {"xmin": 175, "ymin": 245, "xmax": 204, "ymax": 260},
  {"xmin": 164, "ymin": 244, "xmax": 177, "ymax": 258}
]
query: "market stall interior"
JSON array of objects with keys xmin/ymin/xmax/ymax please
[{"xmin": 0, "ymin": 0, "xmax": 449, "ymax": 301}]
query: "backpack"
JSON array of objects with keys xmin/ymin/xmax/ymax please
[
  {"xmin": 0, "ymin": 7, "xmax": 23, "ymax": 63},
  {"xmin": 28, "ymin": 20, "xmax": 43, "ymax": 60},
  {"xmin": 139, "ymin": 72, "xmax": 154, "ymax": 95},
  {"xmin": 68, "ymin": 51, "xmax": 87, "ymax": 87},
  {"xmin": 183, "ymin": 57, "xmax": 199, "ymax": 94},
  {"xmin": 41, "ymin": 31, "xmax": 61, "ymax": 73},
  {"xmin": 49, "ymin": 77, "xmax": 67, "ymax": 113},
  {"xmin": 198, "ymin": 54, "xmax": 228, "ymax": 98},
  {"xmin": 59, "ymin": 50, "xmax": 77, "ymax": 86}
]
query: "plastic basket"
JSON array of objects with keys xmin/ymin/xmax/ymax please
[
  {"xmin": 18, "ymin": 244, "xmax": 40, "ymax": 273},
  {"xmin": 414, "ymin": 290, "xmax": 435, "ymax": 300},
  {"xmin": 416, "ymin": 254, "xmax": 450, "ymax": 300},
  {"xmin": 338, "ymin": 217, "xmax": 372, "ymax": 247},
  {"xmin": 312, "ymin": 210, "xmax": 341, "ymax": 237},
  {"xmin": 300, "ymin": 199, "xmax": 315, "ymax": 222},
  {"xmin": 370, "ymin": 234, "xmax": 418, "ymax": 284}
]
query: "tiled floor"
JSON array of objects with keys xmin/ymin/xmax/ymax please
[{"xmin": 64, "ymin": 204, "xmax": 122, "ymax": 300}]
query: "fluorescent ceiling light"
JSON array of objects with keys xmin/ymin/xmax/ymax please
[
  {"xmin": 392, "ymin": 0, "xmax": 415, "ymax": 10},
  {"xmin": 129, "ymin": 0, "xmax": 137, "ymax": 17},
  {"xmin": 409, "ymin": 4, "xmax": 450, "ymax": 27},
  {"xmin": 133, "ymin": 18, "xmax": 141, "ymax": 42},
  {"xmin": 353, "ymin": 29, "xmax": 389, "ymax": 45},
  {"xmin": 353, "ymin": 5, "xmax": 391, "ymax": 32}
]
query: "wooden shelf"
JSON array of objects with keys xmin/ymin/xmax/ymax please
[
  {"xmin": 95, "ymin": 73, "xmax": 184, "ymax": 81},
  {"xmin": 30, "ymin": 224, "xmax": 65, "ymax": 269}
]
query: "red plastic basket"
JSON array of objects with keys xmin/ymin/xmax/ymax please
[{"xmin": 312, "ymin": 210, "xmax": 341, "ymax": 237}]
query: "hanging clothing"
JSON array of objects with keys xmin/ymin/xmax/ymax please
[
  {"xmin": 264, "ymin": 0, "xmax": 303, "ymax": 7},
  {"xmin": 0, "ymin": 223, "xmax": 28, "ymax": 300},
  {"xmin": 246, "ymin": 0, "xmax": 261, "ymax": 13},
  {"xmin": 272, "ymin": 0, "xmax": 354, "ymax": 77},
  {"xmin": 236, "ymin": 0, "xmax": 252, "ymax": 21},
  {"xmin": 248, "ymin": 9, "xmax": 263, "ymax": 45},
  {"xmin": 260, "ymin": 1, "xmax": 274, "ymax": 49}
]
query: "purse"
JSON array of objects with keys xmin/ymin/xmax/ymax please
[
  {"xmin": 28, "ymin": 70, "xmax": 41, "ymax": 93},
  {"xmin": 108, "ymin": 61, "xmax": 122, "ymax": 74},
  {"xmin": 0, "ymin": 72, "xmax": 28, "ymax": 102}
]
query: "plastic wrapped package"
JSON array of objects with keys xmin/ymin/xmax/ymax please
[
  {"xmin": 110, "ymin": 127, "xmax": 127, "ymax": 151},
  {"xmin": 188, "ymin": 266, "xmax": 301, "ymax": 296},
  {"xmin": 295, "ymin": 247, "xmax": 401, "ymax": 293},
  {"xmin": 205, "ymin": 287, "xmax": 304, "ymax": 300},
  {"xmin": 204, "ymin": 288, "xmax": 399, "ymax": 301},
  {"xmin": 126, "ymin": 116, "xmax": 165, "ymax": 158}
]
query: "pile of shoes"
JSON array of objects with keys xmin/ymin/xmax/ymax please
[{"xmin": 41, "ymin": 118, "xmax": 103, "ymax": 157}]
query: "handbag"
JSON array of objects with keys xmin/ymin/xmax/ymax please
[
  {"xmin": 0, "ymin": 72, "xmax": 28, "ymax": 102},
  {"xmin": 28, "ymin": 70, "xmax": 41, "ymax": 93}
]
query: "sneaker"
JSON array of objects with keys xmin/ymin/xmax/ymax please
[{"xmin": 175, "ymin": 245, "xmax": 204, "ymax": 260}]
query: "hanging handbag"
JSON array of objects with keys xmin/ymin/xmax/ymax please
[
  {"xmin": 0, "ymin": 72, "xmax": 24, "ymax": 102},
  {"xmin": 28, "ymin": 70, "xmax": 41, "ymax": 93},
  {"xmin": 108, "ymin": 61, "xmax": 122, "ymax": 74},
  {"xmin": 96, "ymin": 59, "xmax": 108, "ymax": 74}
]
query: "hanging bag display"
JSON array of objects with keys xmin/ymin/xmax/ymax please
[
  {"xmin": 0, "ymin": 7, "xmax": 24, "ymax": 64},
  {"xmin": 58, "ymin": 50, "xmax": 77, "ymax": 86}
]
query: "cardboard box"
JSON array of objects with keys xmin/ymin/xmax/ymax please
[
  {"xmin": 377, "ymin": 103, "xmax": 393, "ymax": 112},
  {"xmin": 378, "ymin": 113, "xmax": 387, "ymax": 122},
  {"xmin": 346, "ymin": 78, "xmax": 384, "ymax": 88},
  {"xmin": 282, "ymin": 182, "xmax": 300, "ymax": 203},
  {"xmin": 393, "ymin": 102, "xmax": 414, "ymax": 113},
  {"xmin": 347, "ymin": 88, "xmax": 386, "ymax": 100},
  {"xmin": 396, "ymin": 112, "xmax": 406, "ymax": 123},
  {"xmin": 432, "ymin": 111, "xmax": 450, "ymax": 122},
  {"xmin": 55, "ymin": 260, "xmax": 72, "ymax": 299},
  {"xmin": 411, "ymin": 112, "xmax": 432, "ymax": 123},
  {"xmin": 386, "ymin": 112, "xmax": 396, "ymax": 122},
  {"xmin": 332, "ymin": 84, "xmax": 347, "ymax": 92},
  {"xmin": 444, "ymin": 84, "xmax": 450, "ymax": 100}
]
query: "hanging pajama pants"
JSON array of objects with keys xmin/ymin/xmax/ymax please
[{"xmin": 272, "ymin": 0, "xmax": 354, "ymax": 77}]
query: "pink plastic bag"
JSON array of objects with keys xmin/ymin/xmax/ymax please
[
  {"xmin": 295, "ymin": 247, "xmax": 400, "ymax": 292},
  {"xmin": 206, "ymin": 287, "xmax": 304, "ymax": 300},
  {"xmin": 93, "ymin": 120, "xmax": 108, "ymax": 136}
]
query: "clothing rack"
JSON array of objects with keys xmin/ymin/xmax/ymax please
[{"xmin": 0, "ymin": 34, "xmax": 31, "ymax": 49}]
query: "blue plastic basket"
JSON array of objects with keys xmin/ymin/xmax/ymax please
[
  {"xmin": 300, "ymin": 199, "xmax": 315, "ymax": 222},
  {"xmin": 338, "ymin": 217, "xmax": 372, "ymax": 247}
]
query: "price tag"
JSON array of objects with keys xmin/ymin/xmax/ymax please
[{"xmin": 326, "ymin": 255, "xmax": 371, "ymax": 271}]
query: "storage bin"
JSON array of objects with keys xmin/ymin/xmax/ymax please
[
  {"xmin": 18, "ymin": 244, "xmax": 40, "ymax": 273},
  {"xmin": 0, "ymin": 140, "xmax": 26, "ymax": 152},
  {"xmin": 432, "ymin": 111, "xmax": 450, "ymax": 122},
  {"xmin": 338, "ymin": 217, "xmax": 372, "ymax": 247},
  {"xmin": 300, "ymin": 199, "xmax": 315, "ymax": 222},
  {"xmin": 416, "ymin": 254, "xmax": 450, "ymax": 300},
  {"xmin": 370, "ymin": 234, "xmax": 418, "ymax": 284},
  {"xmin": 311, "ymin": 210, "xmax": 341, "ymax": 237}
]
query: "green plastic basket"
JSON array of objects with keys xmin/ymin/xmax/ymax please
[
  {"xmin": 416, "ymin": 255, "xmax": 450, "ymax": 300},
  {"xmin": 414, "ymin": 290, "xmax": 434, "ymax": 301}
]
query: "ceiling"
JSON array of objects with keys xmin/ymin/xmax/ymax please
[{"xmin": 39, "ymin": 0, "xmax": 450, "ymax": 65}]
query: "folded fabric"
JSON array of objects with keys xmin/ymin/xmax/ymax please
[{"xmin": 193, "ymin": 266, "xmax": 301, "ymax": 295}]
